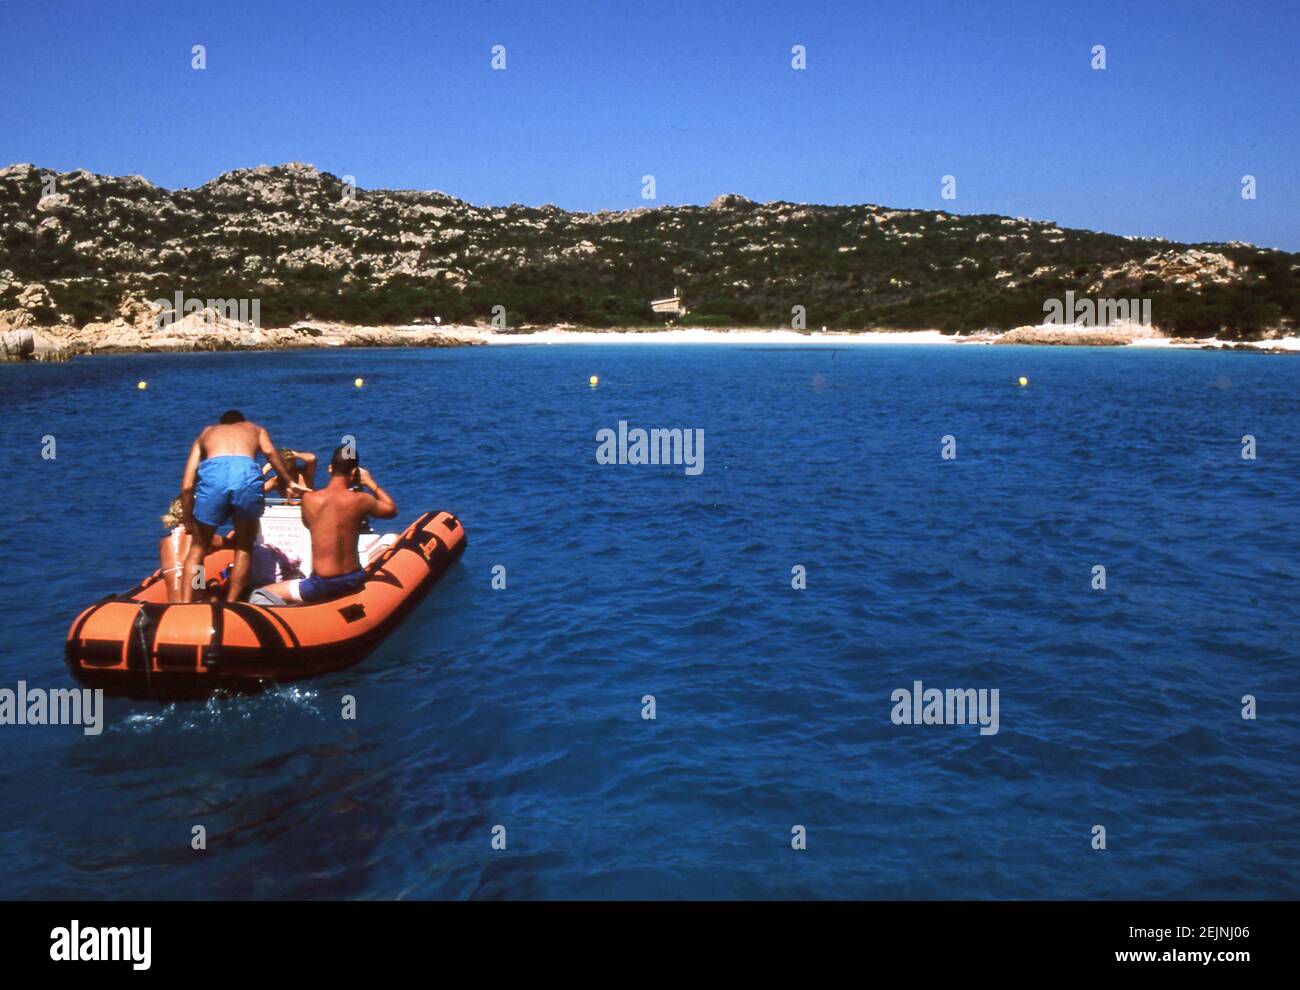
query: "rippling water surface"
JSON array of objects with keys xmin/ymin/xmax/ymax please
[{"xmin": 1, "ymin": 343, "xmax": 1297, "ymax": 899}]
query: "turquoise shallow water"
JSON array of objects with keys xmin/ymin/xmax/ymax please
[{"xmin": 0, "ymin": 343, "xmax": 1297, "ymax": 899}]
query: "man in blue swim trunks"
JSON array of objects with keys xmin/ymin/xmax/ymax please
[
  {"xmin": 257, "ymin": 443, "xmax": 398, "ymax": 605},
  {"xmin": 179, "ymin": 410, "xmax": 307, "ymax": 603}
]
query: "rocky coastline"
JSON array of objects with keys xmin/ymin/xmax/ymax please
[
  {"xmin": 0, "ymin": 298, "xmax": 480, "ymax": 362},
  {"xmin": 3, "ymin": 162, "xmax": 1297, "ymax": 358},
  {"xmin": 6, "ymin": 308, "xmax": 1298, "ymax": 363}
]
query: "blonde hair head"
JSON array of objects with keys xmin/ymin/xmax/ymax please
[{"xmin": 161, "ymin": 496, "xmax": 184, "ymax": 530}]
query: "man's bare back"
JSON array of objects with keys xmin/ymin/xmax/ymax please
[
  {"xmin": 196, "ymin": 420, "xmax": 263, "ymax": 460},
  {"xmin": 302, "ymin": 485, "xmax": 372, "ymax": 577}
]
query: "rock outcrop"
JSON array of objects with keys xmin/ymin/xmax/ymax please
[
  {"xmin": 0, "ymin": 324, "xmax": 70, "ymax": 361},
  {"xmin": 993, "ymin": 319, "xmax": 1162, "ymax": 346},
  {"xmin": 34, "ymin": 311, "xmax": 474, "ymax": 358}
]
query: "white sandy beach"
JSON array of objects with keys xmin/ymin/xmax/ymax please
[
  {"xmin": 1128, "ymin": 335, "xmax": 1300, "ymax": 351},
  {"xmin": 424, "ymin": 324, "xmax": 1300, "ymax": 351},
  {"xmin": 430, "ymin": 327, "xmax": 954, "ymax": 346},
  {"xmin": 9, "ymin": 318, "xmax": 1297, "ymax": 363}
]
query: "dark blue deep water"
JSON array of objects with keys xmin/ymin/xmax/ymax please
[{"xmin": 1, "ymin": 343, "xmax": 1297, "ymax": 899}]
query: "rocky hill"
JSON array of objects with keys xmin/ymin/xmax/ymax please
[{"xmin": 1, "ymin": 162, "xmax": 1297, "ymax": 340}]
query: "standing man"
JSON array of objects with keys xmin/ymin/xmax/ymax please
[
  {"xmin": 180, "ymin": 410, "xmax": 305, "ymax": 603},
  {"xmin": 256, "ymin": 444, "xmax": 398, "ymax": 605}
]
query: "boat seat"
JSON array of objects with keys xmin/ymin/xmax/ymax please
[
  {"xmin": 260, "ymin": 503, "xmax": 312, "ymax": 575},
  {"xmin": 261, "ymin": 504, "xmax": 397, "ymax": 574},
  {"xmin": 359, "ymin": 532, "xmax": 398, "ymax": 566}
]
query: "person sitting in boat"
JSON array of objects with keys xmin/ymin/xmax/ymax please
[
  {"xmin": 159, "ymin": 496, "xmax": 226, "ymax": 602},
  {"xmin": 253, "ymin": 445, "xmax": 397, "ymax": 605},
  {"xmin": 215, "ymin": 533, "xmax": 304, "ymax": 600},
  {"xmin": 262, "ymin": 448, "xmax": 316, "ymax": 498},
  {"xmin": 179, "ymin": 410, "xmax": 306, "ymax": 604}
]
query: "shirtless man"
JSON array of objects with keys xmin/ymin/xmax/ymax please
[
  {"xmin": 179, "ymin": 410, "xmax": 305, "ymax": 603},
  {"xmin": 257, "ymin": 444, "xmax": 397, "ymax": 605}
]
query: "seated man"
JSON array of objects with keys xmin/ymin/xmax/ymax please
[
  {"xmin": 262, "ymin": 448, "xmax": 316, "ymax": 497},
  {"xmin": 256, "ymin": 445, "xmax": 397, "ymax": 605}
]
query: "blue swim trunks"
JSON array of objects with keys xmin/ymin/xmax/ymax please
[
  {"xmin": 298, "ymin": 568, "xmax": 366, "ymax": 604},
  {"xmin": 193, "ymin": 455, "xmax": 265, "ymax": 529}
]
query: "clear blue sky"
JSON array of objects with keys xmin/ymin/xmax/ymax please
[{"xmin": 3, "ymin": 0, "xmax": 1297, "ymax": 249}]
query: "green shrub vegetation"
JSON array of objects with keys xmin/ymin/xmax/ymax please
[{"xmin": 1, "ymin": 165, "xmax": 1295, "ymax": 339}]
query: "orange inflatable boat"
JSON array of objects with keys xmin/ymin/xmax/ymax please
[{"xmin": 65, "ymin": 510, "xmax": 465, "ymax": 699}]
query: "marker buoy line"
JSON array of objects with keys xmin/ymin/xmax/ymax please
[
  {"xmin": 354, "ymin": 377, "xmax": 365, "ymax": 388},
  {"xmin": 137, "ymin": 381, "xmax": 148, "ymax": 390},
  {"xmin": 1018, "ymin": 377, "xmax": 1029, "ymax": 387},
  {"xmin": 589, "ymin": 375, "xmax": 599, "ymax": 387}
]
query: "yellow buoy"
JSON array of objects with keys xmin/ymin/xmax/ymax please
[
  {"xmin": 589, "ymin": 375, "xmax": 599, "ymax": 387},
  {"xmin": 354, "ymin": 377, "xmax": 364, "ymax": 388},
  {"xmin": 137, "ymin": 380, "xmax": 147, "ymax": 390},
  {"xmin": 1018, "ymin": 376, "xmax": 1028, "ymax": 387}
]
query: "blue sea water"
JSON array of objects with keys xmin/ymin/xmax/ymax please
[{"xmin": 0, "ymin": 343, "xmax": 1297, "ymax": 900}]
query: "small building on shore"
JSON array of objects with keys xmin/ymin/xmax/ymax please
[{"xmin": 650, "ymin": 288, "xmax": 687, "ymax": 318}]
